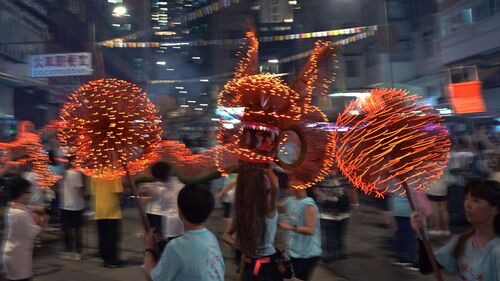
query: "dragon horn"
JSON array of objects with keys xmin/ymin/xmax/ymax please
[
  {"xmin": 234, "ymin": 31, "xmax": 259, "ymax": 79},
  {"xmin": 293, "ymin": 41, "xmax": 337, "ymax": 106}
]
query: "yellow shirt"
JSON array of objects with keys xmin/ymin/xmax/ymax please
[{"xmin": 90, "ymin": 177, "xmax": 123, "ymax": 220}]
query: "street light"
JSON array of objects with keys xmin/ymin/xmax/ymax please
[{"xmin": 112, "ymin": 6, "xmax": 128, "ymax": 17}]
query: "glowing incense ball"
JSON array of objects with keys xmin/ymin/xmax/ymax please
[
  {"xmin": 0, "ymin": 121, "xmax": 60, "ymax": 188},
  {"xmin": 334, "ymin": 89, "xmax": 450, "ymax": 197},
  {"xmin": 58, "ymin": 78, "xmax": 163, "ymax": 179},
  {"xmin": 21, "ymin": 132, "xmax": 61, "ymax": 189}
]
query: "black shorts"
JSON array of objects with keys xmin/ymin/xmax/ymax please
[
  {"xmin": 147, "ymin": 213, "xmax": 163, "ymax": 235},
  {"xmin": 427, "ymin": 194, "xmax": 447, "ymax": 202},
  {"xmin": 291, "ymin": 256, "xmax": 320, "ymax": 280},
  {"xmin": 244, "ymin": 255, "xmax": 283, "ymax": 281},
  {"xmin": 60, "ymin": 209, "xmax": 84, "ymax": 228}
]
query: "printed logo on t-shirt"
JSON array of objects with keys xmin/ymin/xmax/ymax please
[
  {"xmin": 459, "ymin": 262, "xmax": 484, "ymax": 281},
  {"xmin": 205, "ymin": 244, "xmax": 224, "ymax": 279}
]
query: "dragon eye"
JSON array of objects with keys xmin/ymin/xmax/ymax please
[{"xmin": 277, "ymin": 130, "xmax": 302, "ymax": 166}]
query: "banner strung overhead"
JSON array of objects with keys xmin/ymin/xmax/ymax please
[{"xmin": 100, "ymin": 26, "xmax": 378, "ymax": 48}]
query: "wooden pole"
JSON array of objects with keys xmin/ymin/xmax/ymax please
[
  {"xmin": 124, "ymin": 170, "xmax": 151, "ymax": 231},
  {"xmin": 123, "ymin": 169, "xmax": 160, "ymax": 260},
  {"xmin": 403, "ymin": 183, "xmax": 444, "ymax": 281}
]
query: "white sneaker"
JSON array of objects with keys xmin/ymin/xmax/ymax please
[
  {"xmin": 440, "ymin": 230, "xmax": 451, "ymax": 236},
  {"xmin": 60, "ymin": 252, "xmax": 73, "ymax": 260},
  {"xmin": 71, "ymin": 253, "xmax": 82, "ymax": 261},
  {"xmin": 83, "ymin": 211, "xmax": 94, "ymax": 217},
  {"xmin": 428, "ymin": 230, "xmax": 441, "ymax": 236},
  {"xmin": 404, "ymin": 264, "xmax": 419, "ymax": 271},
  {"xmin": 45, "ymin": 226, "xmax": 60, "ymax": 232}
]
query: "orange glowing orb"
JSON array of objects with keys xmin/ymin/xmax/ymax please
[
  {"xmin": 0, "ymin": 121, "xmax": 61, "ymax": 188},
  {"xmin": 334, "ymin": 89, "xmax": 450, "ymax": 197},
  {"xmin": 58, "ymin": 78, "xmax": 163, "ymax": 179}
]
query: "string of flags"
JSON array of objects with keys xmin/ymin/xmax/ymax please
[
  {"xmin": 278, "ymin": 26, "xmax": 379, "ymax": 64},
  {"xmin": 99, "ymin": 25, "xmax": 378, "ymax": 48}
]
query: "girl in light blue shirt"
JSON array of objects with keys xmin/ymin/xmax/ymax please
[
  {"xmin": 280, "ymin": 186, "xmax": 321, "ymax": 281},
  {"xmin": 412, "ymin": 179, "xmax": 500, "ymax": 281}
]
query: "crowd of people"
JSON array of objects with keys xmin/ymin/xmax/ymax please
[{"xmin": 0, "ymin": 126, "xmax": 499, "ymax": 281}]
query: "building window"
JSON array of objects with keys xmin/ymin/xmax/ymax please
[
  {"xmin": 392, "ymin": 40, "xmax": 414, "ymax": 61},
  {"xmin": 473, "ymin": 0, "xmax": 494, "ymax": 21},
  {"xmin": 346, "ymin": 60, "xmax": 359, "ymax": 78},
  {"xmin": 387, "ymin": 0, "xmax": 407, "ymax": 20},
  {"xmin": 365, "ymin": 44, "xmax": 379, "ymax": 67},
  {"xmin": 463, "ymin": 8, "xmax": 473, "ymax": 24},
  {"xmin": 423, "ymin": 36, "xmax": 434, "ymax": 58},
  {"xmin": 441, "ymin": 0, "xmax": 500, "ymax": 37}
]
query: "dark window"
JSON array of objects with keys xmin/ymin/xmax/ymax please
[{"xmin": 346, "ymin": 60, "xmax": 360, "ymax": 77}]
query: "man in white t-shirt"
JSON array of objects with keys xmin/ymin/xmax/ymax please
[{"xmin": 59, "ymin": 157, "xmax": 86, "ymax": 260}]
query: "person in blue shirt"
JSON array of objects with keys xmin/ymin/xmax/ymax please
[
  {"xmin": 144, "ymin": 184, "xmax": 224, "ymax": 281},
  {"xmin": 279, "ymin": 183, "xmax": 321, "ymax": 281},
  {"xmin": 412, "ymin": 179, "xmax": 500, "ymax": 280}
]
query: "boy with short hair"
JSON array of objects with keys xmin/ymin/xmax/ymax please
[{"xmin": 144, "ymin": 184, "xmax": 224, "ymax": 281}]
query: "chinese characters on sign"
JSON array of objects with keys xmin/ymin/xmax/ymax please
[{"xmin": 29, "ymin": 53, "xmax": 93, "ymax": 77}]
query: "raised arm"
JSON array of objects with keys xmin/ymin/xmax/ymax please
[{"xmin": 217, "ymin": 180, "xmax": 236, "ymax": 198}]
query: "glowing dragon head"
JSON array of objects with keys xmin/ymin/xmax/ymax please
[{"xmin": 216, "ymin": 32, "xmax": 337, "ymax": 189}]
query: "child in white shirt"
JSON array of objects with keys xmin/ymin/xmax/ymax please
[{"xmin": 1, "ymin": 177, "xmax": 44, "ymax": 281}]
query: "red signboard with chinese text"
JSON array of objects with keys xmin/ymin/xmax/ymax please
[{"xmin": 448, "ymin": 81, "xmax": 486, "ymax": 114}]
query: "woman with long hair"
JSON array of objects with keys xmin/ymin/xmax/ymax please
[
  {"xmin": 222, "ymin": 164, "xmax": 282, "ymax": 281},
  {"xmin": 411, "ymin": 179, "xmax": 500, "ymax": 280}
]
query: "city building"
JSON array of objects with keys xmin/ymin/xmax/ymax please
[
  {"xmin": 436, "ymin": 0, "xmax": 500, "ymax": 113},
  {"xmin": 0, "ymin": 0, "xmax": 50, "ymax": 133}
]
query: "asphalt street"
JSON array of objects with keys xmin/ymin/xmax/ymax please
[{"xmin": 1, "ymin": 203, "xmax": 456, "ymax": 281}]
